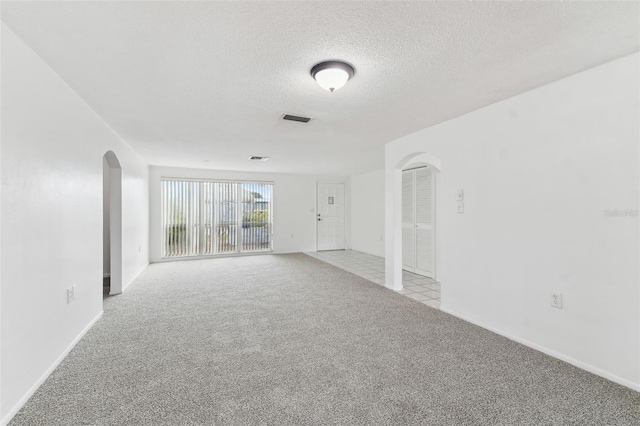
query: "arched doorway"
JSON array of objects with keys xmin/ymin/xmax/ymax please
[
  {"xmin": 385, "ymin": 152, "xmax": 441, "ymax": 291},
  {"xmin": 103, "ymin": 151, "xmax": 122, "ymax": 295}
]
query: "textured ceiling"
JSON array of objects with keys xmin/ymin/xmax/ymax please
[{"xmin": 2, "ymin": 1, "xmax": 639, "ymax": 176}]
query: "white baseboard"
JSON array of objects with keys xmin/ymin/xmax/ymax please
[
  {"xmin": 108, "ymin": 263, "xmax": 149, "ymax": 295},
  {"xmin": 440, "ymin": 307, "xmax": 640, "ymax": 393},
  {"xmin": 121, "ymin": 262, "xmax": 148, "ymax": 293},
  {"xmin": 2, "ymin": 311, "xmax": 104, "ymax": 426}
]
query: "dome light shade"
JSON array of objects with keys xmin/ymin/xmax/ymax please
[
  {"xmin": 311, "ymin": 61, "xmax": 355, "ymax": 92},
  {"xmin": 314, "ymin": 68, "xmax": 349, "ymax": 92}
]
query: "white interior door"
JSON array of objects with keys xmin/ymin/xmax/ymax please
[
  {"xmin": 402, "ymin": 167, "xmax": 435, "ymax": 278},
  {"xmin": 415, "ymin": 168, "xmax": 435, "ymax": 277},
  {"xmin": 317, "ymin": 183, "xmax": 345, "ymax": 251},
  {"xmin": 402, "ymin": 171, "xmax": 415, "ymax": 270}
]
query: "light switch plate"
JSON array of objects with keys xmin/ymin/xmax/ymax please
[
  {"xmin": 456, "ymin": 189, "xmax": 464, "ymax": 201},
  {"xmin": 457, "ymin": 201, "xmax": 464, "ymax": 214}
]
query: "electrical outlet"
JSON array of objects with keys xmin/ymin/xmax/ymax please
[
  {"xmin": 456, "ymin": 189, "xmax": 464, "ymax": 201},
  {"xmin": 551, "ymin": 292, "xmax": 563, "ymax": 309}
]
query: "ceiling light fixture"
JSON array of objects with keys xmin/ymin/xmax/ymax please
[{"xmin": 310, "ymin": 61, "xmax": 355, "ymax": 92}]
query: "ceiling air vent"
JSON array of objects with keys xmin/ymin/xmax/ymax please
[
  {"xmin": 282, "ymin": 114, "xmax": 311, "ymax": 123},
  {"xmin": 248, "ymin": 156, "xmax": 270, "ymax": 161}
]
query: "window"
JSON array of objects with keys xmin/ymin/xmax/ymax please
[{"xmin": 161, "ymin": 179, "xmax": 273, "ymax": 258}]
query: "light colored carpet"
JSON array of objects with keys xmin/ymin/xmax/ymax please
[{"xmin": 10, "ymin": 254, "xmax": 640, "ymax": 425}]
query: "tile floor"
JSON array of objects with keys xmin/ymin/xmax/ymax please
[{"xmin": 305, "ymin": 250, "xmax": 441, "ymax": 309}]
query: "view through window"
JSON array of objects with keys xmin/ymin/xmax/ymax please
[{"xmin": 161, "ymin": 179, "xmax": 273, "ymax": 257}]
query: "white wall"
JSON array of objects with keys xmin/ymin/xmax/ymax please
[
  {"xmin": 149, "ymin": 166, "xmax": 349, "ymax": 262},
  {"xmin": 0, "ymin": 24, "xmax": 149, "ymax": 423},
  {"xmin": 385, "ymin": 53, "xmax": 639, "ymax": 390},
  {"xmin": 351, "ymin": 170, "xmax": 385, "ymax": 257}
]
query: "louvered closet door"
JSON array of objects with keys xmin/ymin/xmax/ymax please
[
  {"xmin": 402, "ymin": 171, "xmax": 415, "ymax": 270},
  {"xmin": 415, "ymin": 168, "xmax": 435, "ymax": 278}
]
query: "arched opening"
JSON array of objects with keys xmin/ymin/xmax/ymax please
[
  {"xmin": 385, "ymin": 152, "xmax": 441, "ymax": 292},
  {"xmin": 103, "ymin": 151, "xmax": 123, "ymax": 296}
]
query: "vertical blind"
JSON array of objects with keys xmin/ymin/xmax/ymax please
[{"xmin": 161, "ymin": 179, "xmax": 273, "ymax": 258}]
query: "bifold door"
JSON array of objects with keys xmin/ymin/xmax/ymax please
[{"xmin": 401, "ymin": 168, "xmax": 435, "ymax": 278}]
